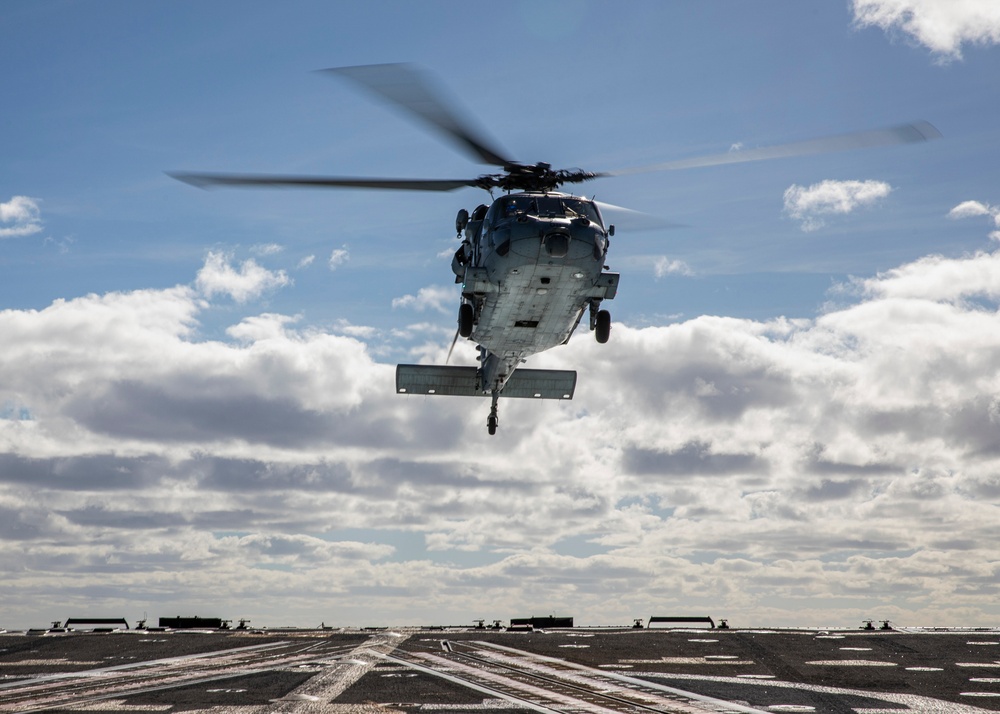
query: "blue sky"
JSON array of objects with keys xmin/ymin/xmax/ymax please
[{"xmin": 2, "ymin": 1, "xmax": 1000, "ymax": 630}]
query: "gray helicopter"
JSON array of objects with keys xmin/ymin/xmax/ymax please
[{"xmin": 171, "ymin": 63, "xmax": 939, "ymax": 435}]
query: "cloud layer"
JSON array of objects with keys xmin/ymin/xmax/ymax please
[
  {"xmin": 2, "ymin": 217, "xmax": 1000, "ymax": 629},
  {"xmin": 853, "ymin": 0, "xmax": 1000, "ymax": 59}
]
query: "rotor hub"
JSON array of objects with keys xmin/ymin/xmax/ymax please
[{"xmin": 478, "ymin": 163, "xmax": 602, "ymax": 193}]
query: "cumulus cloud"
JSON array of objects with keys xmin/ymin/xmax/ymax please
[
  {"xmin": 2, "ymin": 245, "xmax": 1000, "ymax": 628},
  {"xmin": 391, "ymin": 284, "xmax": 457, "ymax": 314},
  {"xmin": 653, "ymin": 256, "xmax": 693, "ymax": 278},
  {"xmin": 195, "ymin": 251, "xmax": 290, "ymax": 303},
  {"xmin": 783, "ymin": 179, "xmax": 893, "ymax": 231},
  {"xmin": 250, "ymin": 242, "xmax": 283, "ymax": 256},
  {"xmin": 948, "ymin": 200, "xmax": 994, "ymax": 220},
  {"xmin": 852, "ymin": 0, "xmax": 1000, "ymax": 60},
  {"xmin": 328, "ymin": 246, "xmax": 349, "ymax": 270},
  {"xmin": 0, "ymin": 196, "xmax": 42, "ymax": 238},
  {"xmin": 949, "ymin": 200, "xmax": 1000, "ymax": 241},
  {"xmin": 851, "ymin": 250, "xmax": 1000, "ymax": 302}
]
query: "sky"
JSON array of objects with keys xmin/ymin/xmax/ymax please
[{"xmin": 2, "ymin": 0, "xmax": 1000, "ymax": 630}]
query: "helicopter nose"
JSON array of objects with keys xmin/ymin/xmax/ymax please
[{"xmin": 543, "ymin": 231, "xmax": 570, "ymax": 258}]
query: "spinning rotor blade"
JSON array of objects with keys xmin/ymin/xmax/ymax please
[
  {"xmin": 321, "ymin": 63, "xmax": 514, "ymax": 167},
  {"xmin": 594, "ymin": 201, "xmax": 687, "ymax": 231},
  {"xmin": 609, "ymin": 121, "xmax": 941, "ymax": 176},
  {"xmin": 169, "ymin": 172, "xmax": 481, "ymax": 192}
]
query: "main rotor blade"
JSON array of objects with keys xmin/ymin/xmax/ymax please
[
  {"xmin": 608, "ymin": 121, "xmax": 941, "ymax": 176},
  {"xmin": 594, "ymin": 201, "xmax": 687, "ymax": 232},
  {"xmin": 320, "ymin": 63, "xmax": 514, "ymax": 167},
  {"xmin": 168, "ymin": 172, "xmax": 481, "ymax": 192}
]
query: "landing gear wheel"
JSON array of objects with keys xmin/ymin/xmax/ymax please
[
  {"xmin": 595, "ymin": 309, "xmax": 611, "ymax": 344},
  {"xmin": 487, "ymin": 414, "xmax": 498, "ymax": 435},
  {"xmin": 458, "ymin": 303, "xmax": 474, "ymax": 338}
]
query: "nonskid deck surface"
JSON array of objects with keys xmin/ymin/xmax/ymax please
[{"xmin": 2, "ymin": 628, "xmax": 999, "ymax": 712}]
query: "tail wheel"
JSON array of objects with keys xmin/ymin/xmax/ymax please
[
  {"xmin": 595, "ymin": 309, "xmax": 611, "ymax": 343},
  {"xmin": 458, "ymin": 303, "xmax": 474, "ymax": 338}
]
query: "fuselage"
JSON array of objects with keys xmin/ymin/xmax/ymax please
[{"xmin": 453, "ymin": 192, "xmax": 619, "ymax": 393}]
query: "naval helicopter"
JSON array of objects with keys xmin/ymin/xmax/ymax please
[{"xmin": 171, "ymin": 63, "xmax": 940, "ymax": 435}]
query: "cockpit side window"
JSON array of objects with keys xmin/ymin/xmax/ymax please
[
  {"xmin": 484, "ymin": 201, "xmax": 498, "ymax": 226},
  {"xmin": 563, "ymin": 199, "xmax": 603, "ymax": 226},
  {"xmin": 488, "ymin": 196, "xmax": 522, "ymax": 226}
]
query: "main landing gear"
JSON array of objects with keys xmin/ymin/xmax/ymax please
[
  {"xmin": 595, "ymin": 309, "xmax": 611, "ymax": 343},
  {"xmin": 458, "ymin": 302, "xmax": 474, "ymax": 338},
  {"xmin": 487, "ymin": 390, "xmax": 499, "ymax": 435},
  {"xmin": 590, "ymin": 300, "xmax": 611, "ymax": 344}
]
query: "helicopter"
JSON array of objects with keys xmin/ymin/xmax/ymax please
[{"xmin": 171, "ymin": 63, "xmax": 940, "ymax": 435}]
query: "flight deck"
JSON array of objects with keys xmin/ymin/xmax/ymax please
[{"xmin": 2, "ymin": 626, "xmax": 999, "ymax": 712}]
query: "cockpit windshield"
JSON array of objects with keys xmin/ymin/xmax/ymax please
[{"xmin": 498, "ymin": 195, "xmax": 603, "ymax": 226}]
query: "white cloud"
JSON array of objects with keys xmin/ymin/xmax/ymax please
[
  {"xmin": 653, "ymin": 256, "xmax": 693, "ymax": 279},
  {"xmin": 195, "ymin": 251, "xmax": 291, "ymax": 303},
  {"xmin": 852, "ymin": 0, "xmax": 1000, "ymax": 60},
  {"xmin": 783, "ymin": 179, "xmax": 893, "ymax": 231},
  {"xmin": 391, "ymin": 284, "xmax": 457, "ymax": 314},
  {"xmin": 851, "ymin": 251, "xmax": 1000, "ymax": 302},
  {"xmin": 250, "ymin": 242, "xmax": 283, "ymax": 256},
  {"xmin": 0, "ymin": 196, "xmax": 42, "ymax": 238},
  {"xmin": 948, "ymin": 200, "xmax": 994, "ymax": 220},
  {"xmin": 2, "ymin": 247, "xmax": 1000, "ymax": 628},
  {"xmin": 224, "ymin": 533, "xmax": 395, "ymax": 564},
  {"xmin": 328, "ymin": 246, "xmax": 350, "ymax": 270},
  {"xmin": 949, "ymin": 200, "xmax": 1000, "ymax": 241},
  {"xmin": 298, "ymin": 254, "xmax": 317, "ymax": 269},
  {"xmin": 225, "ymin": 312, "xmax": 301, "ymax": 343},
  {"xmin": 331, "ymin": 318, "xmax": 379, "ymax": 339}
]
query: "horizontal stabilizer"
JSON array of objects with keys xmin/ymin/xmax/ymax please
[
  {"xmin": 396, "ymin": 364, "xmax": 576, "ymax": 399},
  {"xmin": 500, "ymin": 368, "xmax": 577, "ymax": 399}
]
